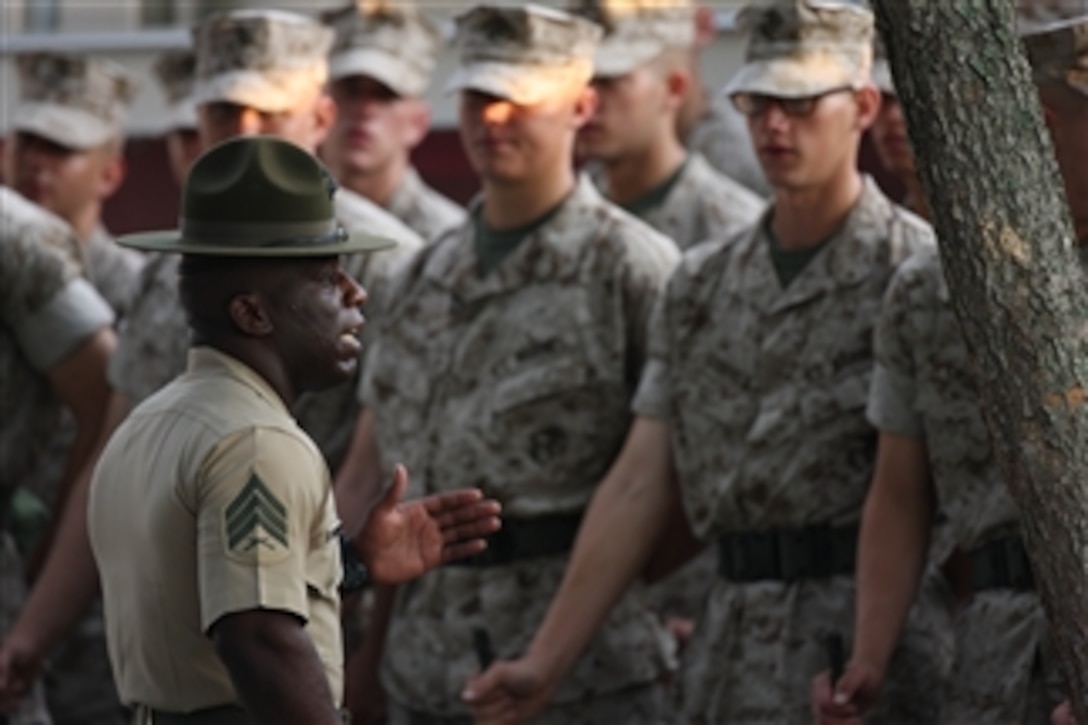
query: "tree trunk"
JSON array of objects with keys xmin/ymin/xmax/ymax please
[{"xmin": 872, "ymin": 0, "xmax": 1088, "ymax": 716}]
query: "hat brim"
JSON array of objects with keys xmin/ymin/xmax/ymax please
[
  {"xmin": 328, "ymin": 49, "xmax": 427, "ymax": 97},
  {"xmin": 445, "ymin": 61, "xmax": 592, "ymax": 106},
  {"xmin": 593, "ymin": 40, "xmax": 663, "ymax": 78},
  {"xmin": 725, "ymin": 54, "xmax": 866, "ymax": 98},
  {"xmin": 13, "ymin": 104, "xmax": 115, "ymax": 150},
  {"xmin": 193, "ymin": 64, "xmax": 327, "ymax": 114},
  {"xmin": 117, "ymin": 228, "xmax": 397, "ymax": 257}
]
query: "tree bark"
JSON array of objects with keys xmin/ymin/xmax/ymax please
[{"xmin": 872, "ymin": 0, "xmax": 1088, "ymax": 716}]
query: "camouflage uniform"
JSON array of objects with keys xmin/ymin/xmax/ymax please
[
  {"xmin": 632, "ymin": 177, "xmax": 950, "ymax": 723},
  {"xmin": 324, "ymin": 1, "xmax": 466, "ymax": 243},
  {"xmin": 602, "ymin": 153, "xmax": 764, "ymax": 251},
  {"xmin": 387, "ymin": 167, "xmax": 465, "ymax": 243},
  {"xmin": 1, "ymin": 186, "xmax": 115, "ymax": 725},
  {"xmin": 687, "ymin": 92, "xmax": 772, "ymax": 199},
  {"xmin": 869, "ymin": 247, "xmax": 1066, "ymax": 724},
  {"xmin": 10, "ymin": 55, "xmax": 141, "ymax": 725},
  {"xmin": 864, "ymin": 17, "xmax": 1088, "ymax": 723},
  {"xmin": 364, "ymin": 173, "xmax": 679, "ymax": 722}
]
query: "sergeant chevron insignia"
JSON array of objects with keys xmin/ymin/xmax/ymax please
[{"xmin": 223, "ymin": 473, "xmax": 290, "ymax": 562}]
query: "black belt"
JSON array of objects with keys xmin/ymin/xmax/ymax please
[
  {"xmin": 134, "ymin": 704, "xmax": 250, "ymax": 725},
  {"xmin": 135, "ymin": 705, "xmax": 349, "ymax": 724},
  {"xmin": 969, "ymin": 535, "xmax": 1034, "ymax": 591},
  {"xmin": 447, "ymin": 513, "xmax": 582, "ymax": 567},
  {"xmin": 717, "ymin": 524, "xmax": 858, "ymax": 582}
]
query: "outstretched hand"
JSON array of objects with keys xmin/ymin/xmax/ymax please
[
  {"xmin": 462, "ymin": 656, "xmax": 557, "ymax": 725},
  {"xmin": 355, "ymin": 464, "xmax": 501, "ymax": 584}
]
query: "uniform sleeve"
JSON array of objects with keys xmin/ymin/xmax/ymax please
[
  {"xmin": 2, "ymin": 223, "xmax": 113, "ymax": 371},
  {"xmin": 866, "ymin": 265, "xmax": 924, "ymax": 437},
  {"xmin": 194, "ymin": 426, "xmax": 339, "ymax": 632},
  {"xmin": 631, "ymin": 292, "xmax": 674, "ymax": 421}
]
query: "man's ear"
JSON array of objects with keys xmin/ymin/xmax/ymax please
[
  {"xmin": 403, "ymin": 99, "xmax": 431, "ymax": 150},
  {"xmin": 665, "ymin": 66, "xmax": 693, "ymax": 114},
  {"xmin": 97, "ymin": 147, "xmax": 127, "ymax": 201},
  {"xmin": 572, "ymin": 85, "xmax": 599, "ymax": 130},
  {"xmin": 854, "ymin": 84, "xmax": 883, "ymax": 132},
  {"xmin": 312, "ymin": 92, "xmax": 338, "ymax": 149},
  {"xmin": 228, "ymin": 293, "xmax": 275, "ymax": 337}
]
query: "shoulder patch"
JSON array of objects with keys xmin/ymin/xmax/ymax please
[{"xmin": 223, "ymin": 473, "xmax": 290, "ymax": 563}]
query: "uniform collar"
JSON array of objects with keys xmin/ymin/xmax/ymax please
[
  {"xmin": 186, "ymin": 346, "xmax": 292, "ymax": 417},
  {"xmin": 419, "ymin": 175, "xmax": 599, "ymax": 303},
  {"xmin": 737, "ymin": 176, "xmax": 893, "ymax": 314}
]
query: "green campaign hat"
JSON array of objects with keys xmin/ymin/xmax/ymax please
[{"xmin": 118, "ymin": 135, "xmax": 397, "ymax": 257}]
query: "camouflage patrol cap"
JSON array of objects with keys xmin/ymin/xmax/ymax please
[
  {"xmin": 324, "ymin": 0, "xmax": 442, "ymax": 97},
  {"xmin": 118, "ymin": 135, "xmax": 395, "ymax": 257},
  {"xmin": 446, "ymin": 4, "xmax": 603, "ymax": 106},
  {"xmin": 13, "ymin": 53, "xmax": 138, "ymax": 150},
  {"xmin": 193, "ymin": 9, "xmax": 333, "ymax": 114},
  {"xmin": 154, "ymin": 50, "xmax": 199, "ymax": 131},
  {"xmin": 1022, "ymin": 15, "xmax": 1088, "ymax": 97},
  {"xmin": 727, "ymin": 0, "xmax": 874, "ymax": 98},
  {"xmin": 567, "ymin": 0, "xmax": 696, "ymax": 78}
]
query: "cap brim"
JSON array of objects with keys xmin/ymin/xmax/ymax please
[
  {"xmin": 593, "ymin": 40, "xmax": 663, "ymax": 79},
  {"xmin": 445, "ymin": 62, "xmax": 591, "ymax": 106},
  {"xmin": 725, "ymin": 55, "xmax": 865, "ymax": 98},
  {"xmin": 193, "ymin": 64, "xmax": 327, "ymax": 114},
  {"xmin": 328, "ymin": 49, "xmax": 425, "ymax": 97},
  {"xmin": 117, "ymin": 228, "xmax": 398, "ymax": 256},
  {"xmin": 13, "ymin": 104, "xmax": 115, "ymax": 149}
]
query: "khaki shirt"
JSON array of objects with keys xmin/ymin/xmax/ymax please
[
  {"xmin": 361, "ymin": 176, "xmax": 678, "ymax": 715},
  {"xmin": 632, "ymin": 179, "xmax": 942, "ymax": 722},
  {"xmin": 387, "ymin": 167, "xmax": 466, "ymax": 243},
  {"xmin": 293, "ymin": 189, "xmax": 424, "ymax": 471},
  {"xmin": 1, "ymin": 187, "xmax": 113, "ymax": 493},
  {"xmin": 687, "ymin": 91, "xmax": 772, "ymax": 199},
  {"xmin": 89, "ymin": 348, "xmax": 343, "ymax": 712}
]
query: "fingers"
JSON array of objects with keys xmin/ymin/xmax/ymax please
[
  {"xmin": 374, "ymin": 464, "xmax": 409, "ymax": 513},
  {"xmin": 421, "ymin": 487, "xmax": 487, "ymax": 514},
  {"xmin": 439, "ymin": 510, "xmax": 502, "ymax": 544},
  {"xmin": 434, "ymin": 499, "xmax": 503, "ymax": 530},
  {"xmin": 441, "ymin": 539, "xmax": 489, "ymax": 564},
  {"xmin": 463, "ymin": 666, "xmax": 521, "ymax": 725}
]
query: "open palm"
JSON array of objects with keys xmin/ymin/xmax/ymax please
[{"xmin": 355, "ymin": 464, "xmax": 502, "ymax": 584}]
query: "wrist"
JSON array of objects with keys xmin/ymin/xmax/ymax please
[
  {"xmin": 339, "ymin": 532, "xmax": 371, "ymax": 593},
  {"xmin": 524, "ymin": 636, "xmax": 575, "ymax": 687}
]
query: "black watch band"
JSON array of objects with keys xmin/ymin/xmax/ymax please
[{"xmin": 338, "ymin": 532, "xmax": 371, "ymax": 593}]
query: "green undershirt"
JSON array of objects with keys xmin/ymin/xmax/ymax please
[
  {"xmin": 474, "ymin": 202, "xmax": 565, "ymax": 277},
  {"xmin": 618, "ymin": 157, "xmax": 689, "ymax": 218},
  {"xmin": 767, "ymin": 220, "xmax": 834, "ymax": 288}
]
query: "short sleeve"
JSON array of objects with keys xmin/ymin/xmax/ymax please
[
  {"xmin": 632, "ymin": 293, "xmax": 673, "ymax": 421},
  {"xmin": 866, "ymin": 265, "xmax": 923, "ymax": 437},
  {"xmin": 2, "ymin": 226, "xmax": 113, "ymax": 371},
  {"xmin": 194, "ymin": 426, "xmax": 339, "ymax": 632}
]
